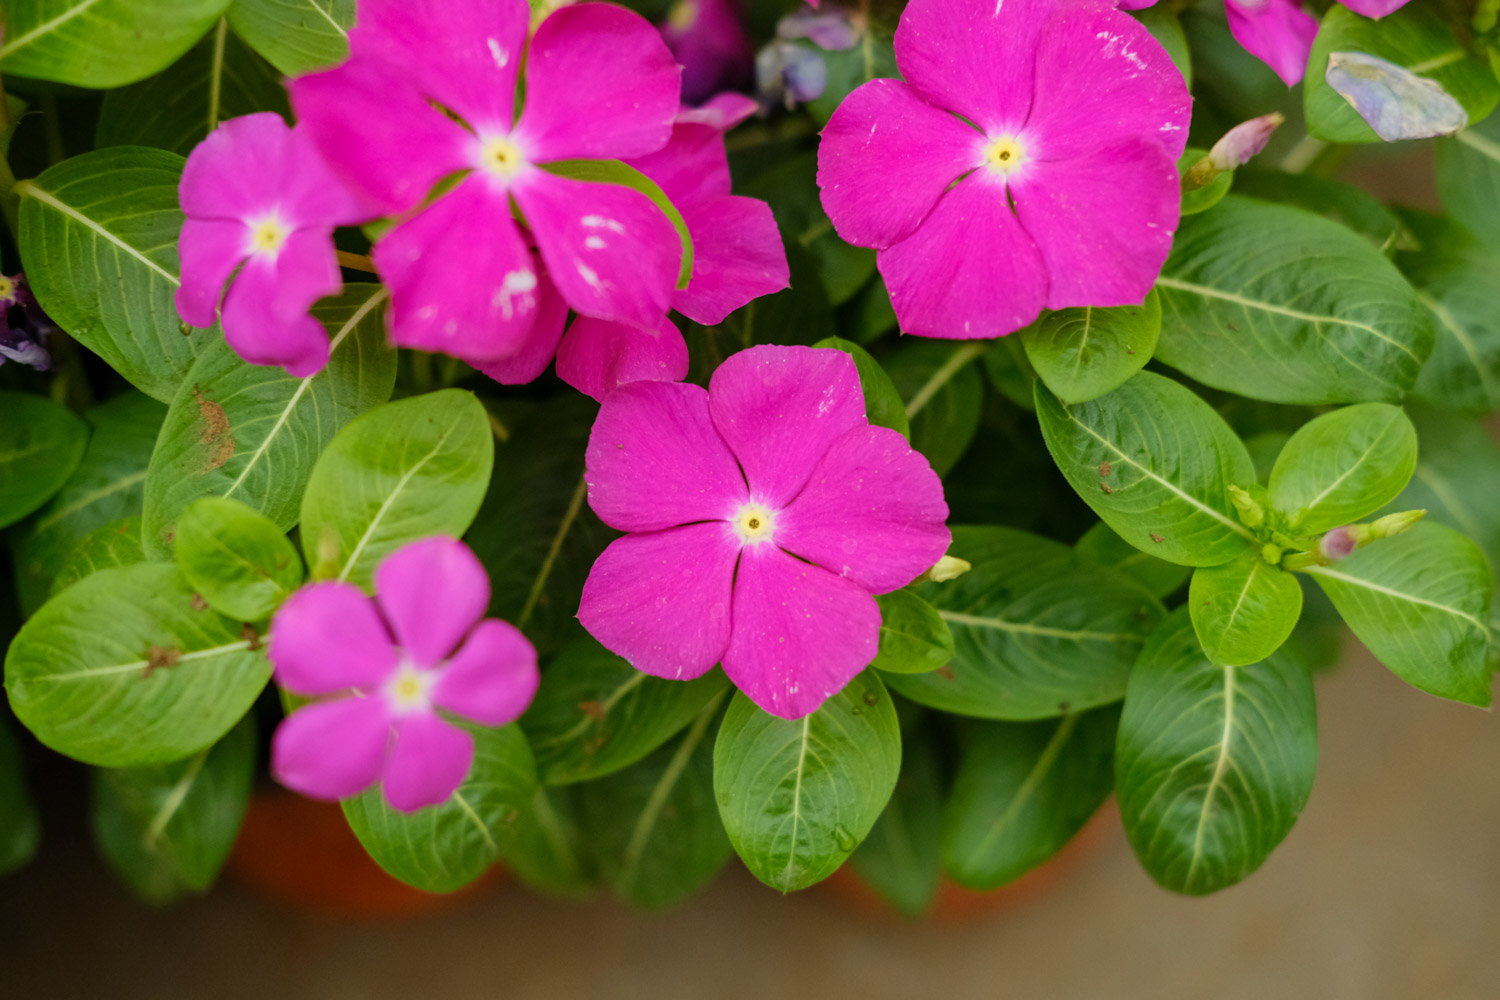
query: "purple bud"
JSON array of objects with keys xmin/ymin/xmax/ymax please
[
  {"xmin": 0, "ymin": 273, "xmax": 54, "ymax": 372},
  {"xmin": 659, "ymin": 0, "xmax": 754, "ymax": 106},
  {"xmin": 1208, "ymin": 113, "xmax": 1285, "ymax": 171},
  {"xmin": 1319, "ymin": 526, "xmax": 1358, "ymax": 562},
  {"xmin": 778, "ymin": 11, "xmax": 860, "ymax": 51},
  {"xmin": 756, "ymin": 41, "xmax": 827, "ymax": 108}
]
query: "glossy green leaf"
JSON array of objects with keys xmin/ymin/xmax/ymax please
[
  {"xmin": 887, "ymin": 341, "xmax": 984, "ymax": 477},
  {"xmin": 1154, "ymin": 196, "xmax": 1433, "ymax": 404},
  {"xmin": 12, "ymin": 392, "xmax": 163, "ymax": 613},
  {"xmin": 175, "ymin": 497, "xmax": 302, "ymax": 621},
  {"xmin": 498, "ymin": 785, "xmax": 596, "ymax": 898},
  {"xmin": 1390, "ymin": 407, "xmax": 1500, "ymax": 571},
  {"xmin": 142, "ymin": 285, "xmax": 396, "ymax": 558},
  {"xmin": 1304, "ymin": 522, "xmax": 1492, "ymax": 706},
  {"xmin": 50, "ymin": 517, "xmax": 146, "ymax": 596},
  {"xmin": 848, "ymin": 725, "xmax": 943, "ymax": 917},
  {"xmin": 0, "ymin": 714, "xmax": 41, "ymax": 877},
  {"xmin": 17, "ymin": 147, "xmax": 197, "ymax": 403},
  {"xmin": 526, "ymin": 637, "xmax": 729, "ymax": 786},
  {"xmin": 90, "ymin": 714, "xmax": 254, "ymax": 902},
  {"xmin": 745, "ymin": 152, "xmax": 874, "ymax": 308},
  {"xmin": 942, "ymin": 706, "xmax": 1117, "ymax": 891},
  {"xmin": 814, "ymin": 336, "xmax": 910, "ymax": 438},
  {"xmin": 1021, "ymin": 292, "xmax": 1160, "ymax": 404},
  {"xmin": 1189, "ymin": 550, "xmax": 1303, "ymax": 667},
  {"xmin": 0, "ymin": 0, "xmax": 230, "ymax": 87},
  {"xmin": 870, "ymin": 590, "xmax": 953, "ymax": 675},
  {"xmin": 1435, "ymin": 112, "xmax": 1500, "ymax": 256},
  {"xmin": 1305, "ymin": 5, "xmax": 1499, "ymax": 144},
  {"xmin": 541, "ymin": 159, "xmax": 693, "ymax": 289},
  {"xmin": 96, "ymin": 20, "xmax": 290, "ymax": 154},
  {"xmin": 1233, "ymin": 171, "xmax": 1406, "ymax": 253},
  {"xmin": 714, "ymin": 670, "xmax": 901, "ymax": 893},
  {"xmin": 300, "ymin": 387, "xmax": 492, "ymax": 588},
  {"xmin": 576, "ymin": 693, "xmax": 731, "ymax": 909},
  {"xmin": 885, "ymin": 526, "xmax": 1164, "ymax": 719},
  {"xmin": 1267, "ymin": 403, "xmax": 1417, "ymax": 533},
  {"xmin": 1177, "ymin": 148, "xmax": 1232, "ymax": 216},
  {"xmin": 0, "ymin": 392, "xmax": 88, "ymax": 531},
  {"xmin": 1116, "ymin": 609, "xmax": 1317, "ymax": 895},
  {"xmin": 1075, "ymin": 521, "xmax": 1191, "ymax": 599},
  {"xmin": 1036, "ymin": 373, "xmax": 1259, "ymax": 567},
  {"xmin": 343, "ymin": 722, "xmax": 537, "ymax": 893},
  {"xmin": 226, "ymin": 0, "xmax": 354, "ymax": 76},
  {"xmin": 5, "ymin": 563, "xmax": 270, "ymax": 767}
]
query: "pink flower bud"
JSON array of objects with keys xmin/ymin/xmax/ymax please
[
  {"xmin": 1208, "ymin": 112, "xmax": 1286, "ymax": 171},
  {"xmin": 1319, "ymin": 526, "xmax": 1359, "ymax": 562}
]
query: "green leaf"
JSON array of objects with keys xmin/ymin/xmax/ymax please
[
  {"xmin": 814, "ymin": 336, "xmax": 910, "ymax": 438},
  {"xmin": 299, "ymin": 387, "xmax": 491, "ymax": 588},
  {"xmin": 1154, "ymin": 196, "xmax": 1433, "ymax": 405},
  {"xmin": 1020, "ymin": 292, "xmax": 1160, "ymax": 405},
  {"xmin": 714, "ymin": 670, "xmax": 901, "ymax": 893},
  {"xmin": 51, "ymin": 516, "xmax": 146, "ymax": 596},
  {"xmin": 1305, "ymin": 5, "xmax": 1500, "ymax": 144},
  {"xmin": 226, "ymin": 0, "xmax": 354, "ymax": 76},
  {"xmin": 1189, "ymin": 550, "xmax": 1303, "ymax": 667},
  {"xmin": 1435, "ymin": 112, "xmax": 1500, "ymax": 256},
  {"xmin": 1397, "ymin": 213, "xmax": 1500, "ymax": 417},
  {"xmin": 942, "ymin": 706, "xmax": 1118, "ymax": 891},
  {"xmin": 1266, "ymin": 403, "xmax": 1417, "ymax": 533},
  {"xmin": 1116, "ymin": 609, "xmax": 1317, "ymax": 895},
  {"xmin": 0, "ymin": 0, "xmax": 230, "ymax": 88},
  {"xmin": 805, "ymin": 23, "xmax": 899, "ymax": 125},
  {"xmin": 1233, "ymin": 171, "xmax": 1406, "ymax": 253},
  {"xmin": 870, "ymin": 590, "xmax": 953, "ymax": 675},
  {"xmin": 1390, "ymin": 407, "xmax": 1500, "ymax": 571},
  {"xmin": 1304, "ymin": 521, "xmax": 1493, "ymax": 706},
  {"xmin": 540, "ymin": 159, "xmax": 694, "ymax": 289},
  {"xmin": 848, "ymin": 724, "xmax": 943, "ymax": 917},
  {"xmin": 498, "ymin": 785, "xmax": 596, "ymax": 898},
  {"xmin": 12, "ymin": 392, "xmax": 163, "ymax": 614},
  {"xmin": 525, "ymin": 637, "xmax": 729, "ymax": 786},
  {"xmin": 745, "ymin": 152, "xmax": 875, "ymax": 308},
  {"xmin": 0, "ymin": 392, "xmax": 88, "ymax": 531},
  {"xmin": 980, "ymin": 334, "xmax": 1037, "ymax": 411},
  {"xmin": 96, "ymin": 20, "xmax": 290, "ymax": 155},
  {"xmin": 1177, "ymin": 148, "xmax": 1232, "ymax": 216},
  {"xmin": 1035, "ymin": 372, "xmax": 1259, "ymax": 567},
  {"xmin": 175, "ymin": 496, "xmax": 302, "ymax": 621},
  {"xmin": 885, "ymin": 526, "xmax": 1164, "ymax": 719},
  {"xmin": 342, "ymin": 722, "xmax": 537, "ymax": 893},
  {"xmin": 887, "ymin": 341, "xmax": 985, "ymax": 477},
  {"xmin": 17, "ymin": 147, "xmax": 198, "ymax": 403},
  {"xmin": 89, "ymin": 714, "xmax": 254, "ymax": 902},
  {"xmin": 1075, "ymin": 521, "xmax": 1191, "ymax": 599},
  {"xmin": 0, "ymin": 713, "xmax": 41, "ymax": 877},
  {"xmin": 1132, "ymin": 4, "xmax": 1191, "ymax": 87},
  {"xmin": 576, "ymin": 692, "xmax": 731, "ymax": 909},
  {"xmin": 142, "ymin": 285, "xmax": 396, "ymax": 558},
  {"xmin": 5, "ymin": 563, "xmax": 270, "ymax": 767}
]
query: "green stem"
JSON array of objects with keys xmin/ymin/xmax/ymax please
[
  {"xmin": 517, "ymin": 473, "xmax": 588, "ymax": 630},
  {"xmin": 905, "ymin": 342, "xmax": 987, "ymax": 420}
]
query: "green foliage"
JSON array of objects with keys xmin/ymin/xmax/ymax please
[
  {"xmin": 1435, "ymin": 112, "xmax": 1500, "ymax": 256},
  {"xmin": 848, "ymin": 724, "xmax": 944, "ymax": 916},
  {"xmin": 0, "ymin": 0, "xmax": 230, "ymax": 88},
  {"xmin": 226, "ymin": 0, "xmax": 355, "ymax": 76},
  {"xmin": 541, "ymin": 159, "xmax": 695, "ymax": 289},
  {"xmin": 1189, "ymin": 550, "xmax": 1303, "ymax": 667},
  {"xmin": 1391, "ymin": 408, "xmax": 1500, "ymax": 570},
  {"xmin": 174, "ymin": 497, "xmax": 303, "ymax": 621},
  {"xmin": 1020, "ymin": 292, "xmax": 1160, "ymax": 404},
  {"xmin": 869, "ymin": 590, "xmax": 953, "ymax": 675},
  {"xmin": 1074, "ymin": 521, "xmax": 1190, "ymax": 599},
  {"xmin": 814, "ymin": 336, "xmax": 910, "ymax": 438},
  {"xmin": 886, "ymin": 341, "xmax": 984, "ymax": 477},
  {"xmin": 0, "ymin": 392, "xmax": 88, "ymax": 531},
  {"xmin": 0, "ymin": 714, "xmax": 41, "ymax": 877},
  {"xmin": 1178, "ymin": 148, "xmax": 1232, "ymax": 216},
  {"xmin": 49, "ymin": 517, "xmax": 146, "ymax": 596},
  {"xmin": 1266, "ymin": 403, "xmax": 1418, "ymax": 534}
]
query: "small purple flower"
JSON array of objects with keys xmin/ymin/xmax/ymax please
[
  {"xmin": 578, "ymin": 345, "xmax": 950, "ymax": 719},
  {"xmin": 0, "ymin": 273, "xmax": 55, "ymax": 371},
  {"xmin": 659, "ymin": 0, "xmax": 754, "ymax": 106},
  {"xmin": 269, "ymin": 537, "xmax": 539, "ymax": 813}
]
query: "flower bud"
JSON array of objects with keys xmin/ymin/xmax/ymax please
[
  {"xmin": 916, "ymin": 554, "xmax": 972, "ymax": 585},
  {"xmin": 1228, "ymin": 485, "xmax": 1265, "ymax": 529},
  {"xmin": 1368, "ymin": 509, "xmax": 1426, "ymax": 539},
  {"xmin": 1318, "ymin": 525, "xmax": 1359, "ymax": 562},
  {"xmin": 1184, "ymin": 113, "xmax": 1284, "ymax": 190}
]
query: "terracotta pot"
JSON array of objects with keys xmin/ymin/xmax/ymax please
[{"xmin": 227, "ymin": 789, "xmax": 501, "ymax": 920}]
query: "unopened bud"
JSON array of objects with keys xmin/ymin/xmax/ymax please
[
  {"xmin": 1318, "ymin": 525, "xmax": 1359, "ymax": 562},
  {"xmin": 1229, "ymin": 485, "xmax": 1265, "ymax": 529},
  {"xmin": 1261, "ymin": 543, "xmax": 1283, "ymax": 565},
  {"xmin": 1369, "ymin": 509, "xmax": 1426, "ymax": 539},
  {"xmin": 916, "ymin": 554, "xmax": 972, "ymax": 585},
  {"xmin": 1184, "ymin": 113, "xmax": 1284, "ymax": 190}
]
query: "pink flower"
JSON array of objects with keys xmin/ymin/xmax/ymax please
[
  {"xmin": 554, "ymin": 313, "xmax": 691, "ymax": 401},
  {"xmin": 817, "ymin": 0, "xmax": 1189, "ymax": 340},
  {"xmin": 660, "ymin": 0, "xmax": 753, "ymax": 105},
  {"xmin": 1224, "ymin": 0, "xmax": 1319, "ymax": 87},
  {"xmin": 269, "ymin": 537, "xmax": 539, "ymax": 813},
  {"xmin": 176, "ymin": 113, "xmax": 366, "ymax": 377},
  {"xmin": 289, "ymin": 0, "xmax": 683, "ymax": 364},
  {"xmin": 1338, "ymin": 0, "xmax": 1410, "ymax": 15},
  {"xmin": 578, "ymin": 345, "xmax": 951, "ymax": 719}
]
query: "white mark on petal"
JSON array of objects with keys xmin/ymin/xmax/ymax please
[
  {"xmin": 585, "ymin": 236, "xmax": 607, "ymax": 250},
  {"xmin": 577, "ymin": 262, "xmax": 604, "ymax": 290},
  {"xmin": 582, "ymin": 215, "xmax": 626, "ymax": 234},
  {"xmin": 491, "ymin": 268, "xmax": 538, "ymax": 320},
  {"xmin": 487, "ymin": 37, "xmax": 509, "ymax": 68}
]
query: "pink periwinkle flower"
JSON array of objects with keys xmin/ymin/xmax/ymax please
[
  {"xmin": 269, "ymin": 537, "xmax": 539, "ymax": 813},
  {"xmin": 660, "ymin": 0, "xmax": 754, "ymax": 106},
  {"xmin": 1224, "ymin": 0, "xmax": 1320, "ymax": 87},
  {"xmin": 289, "ymin": 0, "xmax": 683, "ymax": 365},
  {"xmin": 818, "ymin": 0, "xmax": 1189, "ymax": 340},
  {"xmin": 176, "ymin": 113, "xmax": 368, "ymax": 377},
  {"xmin": 578, "ymin": 345, "xmax": 951, "ymax": 719}
]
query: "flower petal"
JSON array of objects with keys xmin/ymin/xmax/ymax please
[
  {"xmin": 878, "ymin": 172, "xmax": 1048, "ymax": 339},
  {"xmin": 585, "ymin": 379, "xmax": 747, "ymax": 531},
  {"xmin": 1226, "ymin": 0, "xmax": 1319, "ymax": 88},
  {"xmin": 374, "ymin": 177, "xmax": 544, "ymax": 363},
  {"xmin": 221, "ymin": 253, "xmax": 332, "ymax": 378},
  {"xmin": 513, "ymin": 3, "xmax": 681, "ymax": 162},
  {"xmin": 347, "ymin": 0, "xmax": 527, "ymax": 133},
  {"xmin": 382, "ymin": 713, "xmax": 474, "ymax": 813},
  {"xmin": 272, "ymin": 697, "xmax": 392, "ymax": 801},
  {"xmin": 626, "ymin": 121, "xmax": 730, "ymax": 207},
  {"xmin": 555, "ymin": 313, "xmax": 689, "ymax": 402},
  {"xmin": 678, "ymin": 92, "xmax": 760, "ymax": 130},
  {"xmin": 289, "ymin": 55, "xmax": 473, "ymax": 214},
  {"xmin": 817, "ymin": 78, "xmax": 984, "ymax": 250},
  {"xmin": 472, "ymin": 261, "xmax": 570, "ymax": 384},
  {"xmin": 721, "ymin": 543, "xmax": 880, "ymax": 719},
  {"xmin": 179, "ymin": 112, "xmax": 293, "ymax": 220},
  {"xmin": 269, "ymin": 582, "xmax": 399, "ymax": 694},
  {"xmin": 893, "ymin": 0, "xmax": 1050, "ymax": 134},
  {"xmin": 673, "ymin": 195, "xmax": 790, "ymax": 326},
  {"xmin": 1339, "ymin": 0, "xmax": 1410, "ymax": 16},
  {"xmin": 374, "ymin": 536, "xmax": 490, "ymax": 668},
  {"xmin": 660, "ymin": 0, "xmax": 753, "ymax": 105},
  {"xmin": 1025, "ymin": 1, "xmax": 1192, "ymax": 160},
  {"xmin": 514, "ymin": 172, "xmax": 680, "ymax": 327},
  {"xmin": 708, "ymin": 345, "xmax": 867, "ymax": 509},
  {"xmin": 1010, "ymin": 138, "xmax": 1180, "ymax": 311},
  {"xmin": 776, "ymin": 425, "xmax": 951, "ymax": 593},
  {"xmin": 577, "ymin": 522, "xmax": 739, "ymax": 681},
  {"xmin": 175, "ymin": 217, "xmax": 246, "ymax": 328},
  {"xmin": 431, "ymin": 619, "xmax": 539, "ymax": 726}
]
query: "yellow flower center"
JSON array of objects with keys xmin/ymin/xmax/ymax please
[
  {"xmin": 733, "ymin": 505, "xmax": 776, "ymax": 545},
  {"xmin": 249, "ymin": 217, "xmax": 289, "ymax": 255},
  {"xmin": 667, "ymin": 1, "xmax": 699, "ymax": 31},
  {"xmin": 984, "ymin": 135, "xmax": 1027, "ymax": 175},
  {"xmin": 478, "ymin": 134, "xmax": 526, "ymax": 179},
  {"xmin": 0, "ymin": 275, "xmax": 14, "ymax": 300},
  {"xmin": 386, "ymin": 663, "xmax": 433, "ymax": 714}
]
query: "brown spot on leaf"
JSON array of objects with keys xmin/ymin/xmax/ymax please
[
  {"xmin": 578, "ymin": 700, "xmax": 607, "ymax": 723},
  {"xmin": 240, "ymin": 624, "xmax": 263, "ymax": 651},
  {"xmin": 1150, "ymin": 532, "xmax": 1165, "ymax": 543},
  {"xmin": 863, "ymin": 690, "xmax": 878, "ymax": 707},
  {"xmin": 935, "ymin": 666, "xmax": 956, "ymax": 681},
  {"xmin": 192, "ymin": 385, "xmax": 234, "ymax": 472},
  {"xmin": 144, "ymin": 645, "xmax": 180, "ymax": 677},
  {"xmin": 190, "ymin": 593, "xmax": 209, "ymax": 611},
  {"xmin": 1058, "ymin": 701, "xmax": 1071, "ymax": 712},
  {"xmin": 1100, "ymin": 483, "xmax": 1114, "ymax": 494},
  {"xmin": 1098, "ymin": 461, "xmax": 1112, "ymax": 478}
]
